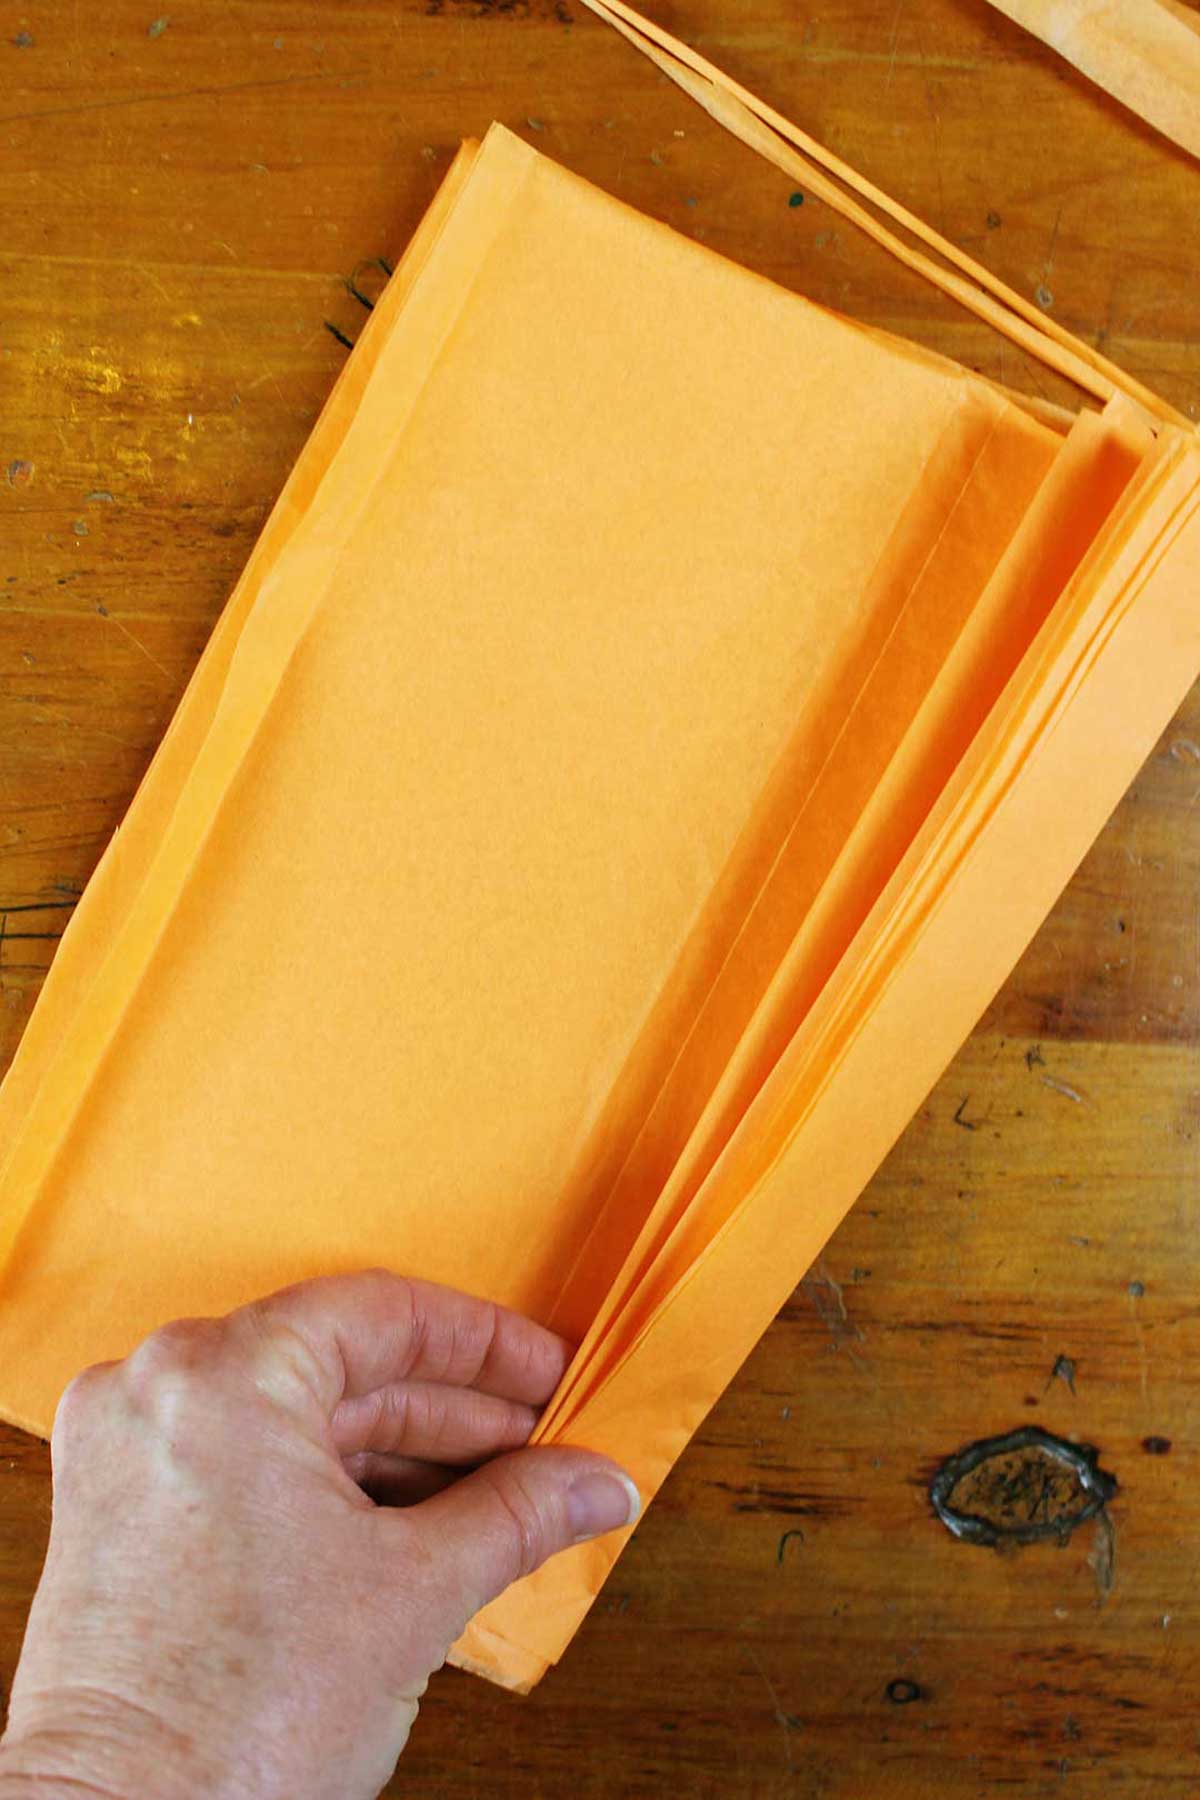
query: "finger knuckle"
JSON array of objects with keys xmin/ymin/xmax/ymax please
[
  {"xmin": 119, "ymin": 1317, "xmax": 225, "ymax": 1427},
  {"xmin": 488, "ymin": 1466, "xmax": 548, "ymax": 1583},
  {"xmin": 378, "ymin": 1382, "xmax": 415, "ymax": 1443},
  {"xmin": 469, "ymin": 1300, "xmax": 502, "ymax": 1381},
  {"xmin": 133, "ymin": 1316, "xmax": 224, "ymax": 1373},
  {"xmin": 232, "ymin": 1302, "xmax": 332, "ymax": 1413},
  {"xmin": 53, "ymin": 1362, "xmax": 112, "ymax": 1439},
  {"xmin": 361, "ymin": 1266, "xmax": 395, "ymax": 1287}
]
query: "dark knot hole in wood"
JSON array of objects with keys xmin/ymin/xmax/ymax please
[{"xmin": 929, "ymin": 1425, "xmax": 1117, "ymax": 1548}]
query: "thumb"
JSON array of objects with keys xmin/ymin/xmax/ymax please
[{"xmin": 404, "ymin": 1445, "xmax": 641, "ymax": 1624}]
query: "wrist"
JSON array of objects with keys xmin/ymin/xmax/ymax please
[
  {"xmin": 0, "ymin": 1726, "xmax": 133, "ymax": 1800},
  {"xmin": 0, "ymin": 1771, "xmax": 118, "ymax": 1800},
  {"xmin": 0, "ymin": 1742, "xmax": 122, "ymax": 1799},
  {"xmin": 0, "ymin": 1693, "xmax": 214, "ymax": 1800}
]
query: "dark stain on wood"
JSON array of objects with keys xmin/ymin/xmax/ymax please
[
  {"xmin": 426, "ymin": 0, "xmax": 574, "ymax": 20},
  {"xmin": 713, "ymin": 1481, "xmax": 852, "ymax": 1519}
]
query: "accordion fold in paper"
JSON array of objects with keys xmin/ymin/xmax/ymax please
[{"xmin": 1, "ymin": 3, "xmax": 1199, "ymax": 1694}]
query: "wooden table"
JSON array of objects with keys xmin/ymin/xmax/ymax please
[{"xmin": 1, "ymin": 2, "xmax": 1198, "ymax": 1793}]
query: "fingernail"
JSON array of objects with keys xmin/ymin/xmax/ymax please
[{"xmin": 566, "ymin": 1469, "xmax": 641, "ymax": 1543}]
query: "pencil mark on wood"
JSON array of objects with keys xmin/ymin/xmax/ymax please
[
  {"xmin": 953, "ymin": 1093, "xmax": 983, "ymax": 1130},
  {"xmin": 346, "ymin": 258, "xmax": 394, "ymax": 313},
  {"xmin": 1048, "ymin": 1354, "xmax": 1077, "ymax": 1396},
  {"xmin": 776, "ymin": 1527, "xmax": 805, "ymax": 1565}
]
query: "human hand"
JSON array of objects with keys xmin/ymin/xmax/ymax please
[{"xmin": 0, "ymin": 1270, "xmax": 639, "ymax": 1800}]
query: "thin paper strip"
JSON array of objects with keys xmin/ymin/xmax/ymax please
[
  {"xmin": 578, "ymin": 0, "xmax": 1191, "ymax": 429},
  {"xmin": 987, "ymin": 0, "xmax": 1200, "ymax": 162}
]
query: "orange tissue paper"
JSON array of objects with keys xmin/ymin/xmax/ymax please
[{"xmin": 1, "ymin": 0, "xmax": 1198, "ymax": 1694}]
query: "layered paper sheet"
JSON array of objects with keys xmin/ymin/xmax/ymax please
[{"xmin": 2, "ymin": 4, "xmax": 1199, "ymax": 1695}]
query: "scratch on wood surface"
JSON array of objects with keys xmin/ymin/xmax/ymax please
[
  {"xmin": 747, "ymin": 1646, "xmax": 797, "ymax": 1776},
  {"xmin": 912, "ymin": 16, "xmax": 946, "ymax": 231},
  {"xmin": 800, "ymin": 1256, "xmax": 864, "ymax": 1348},
  {"xmin": 96, "ymin": 607, "xmax": 172, "ymax": 683},
  {"xmin": 0, "ymin": 69, "xmax": 367, "ymax": 130},
  {"xmin": 1042, "ymin": 203, "xmax": 1063, "ymax": 289},
  {"xmin": 885, "ymin": 0, "xmax": 906, "ymax": 90},
  {"xmin": 1088, "ymin": 1508, "xmax": 1116, "ymax": 1604},
  {"xmin": 68, "ymin": 724, "xmax": 147, "ymax": 753},
  {"xmin": 1041, "ymin": 1074, "xmax": 1085, "ymax": 1105}
]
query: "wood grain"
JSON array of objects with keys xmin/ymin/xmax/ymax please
[{"xmin": 1, "ymin": 2, "xmax": 1198, "ymax": 1793}]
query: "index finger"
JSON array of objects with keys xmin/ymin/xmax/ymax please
[{"xmin": 237, "ymin": 1269, "xmax": 572, "ymax": 1413}]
